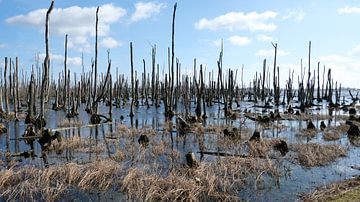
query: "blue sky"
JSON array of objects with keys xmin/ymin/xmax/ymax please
[{"xmin": 1, "ymin": 0, "xmax": 360, "ymax": 87}]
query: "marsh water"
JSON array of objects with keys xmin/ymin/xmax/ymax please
[{"xmin": 1, "ymin": 91, "xmax": 360, "ymax": 201}]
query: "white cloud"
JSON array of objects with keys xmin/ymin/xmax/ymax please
[
  {"xmin": 228, "ymin": 35, "xmax": 251, "ymax": 46},
  {"xmin": 39, "ymin": 53, "xmax": 82, "ymax": 66},
  {"xmin": 195, "ymin": 11, "xmax": 277, "ymax": 31},
  {"xmin": 338, "ymin": 6, "xmax": 360, "ymax": 14},
  {"xmin": 131, "ymin": 2, "xmax": 166, "ymax": 22},
  {"xmin": 316, "ymin": 54, "xmax": 360, "ymax": 88},
  {"xmin": 348, "ymin": 44, "xmax": 360, "ymax": 55},
  {"xmin": 6, "ymin": 4, "xmax": 126, "ymax": 51},
  {"xmin": 212, "ymin": 39, "xmax": 222, "ymax": 47},
  {"xmin": 101, "ymin": 37, "xmax": 121, "ymax": 49},
  {"xmin": 67, "ymin": 35, "xmax": 91, "ymax": 52},
  {"xmin": 257, "ymin": 34, "xmax": 276, "ymax": 42},
  {"xmin": 318, "ymin": 54, "xmax": 351, "ymax": 63},
  {"xmin": 255, "ymin": 48, "xmax": 290, "ymax": 57},
  {"xmin": 0, "ymin": 44, "xmax": 5, "ymax": 48},
  {"xmin": 282, "ymin": 10, "xmax": 306, "ymax": 21}
]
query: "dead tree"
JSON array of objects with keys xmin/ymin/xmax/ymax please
[
  {"xmin": 317, "ymin": 62, "xmax": 321, "ymax": 102},
  {"xmin": 108, "ymin": 75, "xmax": 112, "ymax": 121},
  {"xmin": 151, "ymin": 45, "xmax": 156, "ymax": 103},
  {"xmin": 217, "ymin": 41, "xmax": 229, "ymax": 116},
  {"xmin": 92, "ymin": 6, "xmax": 99, "ymax": 114},
  {"xmin": 129, "ymin": 42, "xmax": 134, "ymax": 117},
  {"xmin": 25, "ymin": 69, "xmax": 36, "ymax": 124},
  {"xmin": 15, "ymin": 57, "xmax": 20, "ymax": 120},
  {"xmin": 261, "ymin": 59, "xmax": 266, "ymax": 101},
  {"xmin": 63, "ymin": 34, "xmax": 68, "ymax": 111},
  {"xmin": 38, "ymin": 1, "xmax": 54, "ymax": 127},
  {"xmin": 166, "ymin": 2, "xmax": 177, "ymax": 118},
  {"xmin": 90, "ymin": 51, "xmax": 112, "ymax": 124},
  {"xmin": 272, "ymin": 42, "xmax": 280, "ymax": 106},
  {"xmin": 4, "ymin": 57, "xmax": 9, "ymax": 118}
]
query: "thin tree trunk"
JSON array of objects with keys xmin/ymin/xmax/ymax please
[
  {"xmin": 63, "ymin": 34, "xmax": 68, "ymax": 111},
  {"xmin": 39, "ymin": 1, "xmax": 54, "ymax": 124},
  {"xmin": 4, "ymin": 57, "xmax": 9, "ymax": 117},
  {"xmin": 92, "ymin": 7, "xmax": 99, "ymax": 114},
  {"xmin": 130, "ymin": 42, "xmax": 134, "ymax": 117}
]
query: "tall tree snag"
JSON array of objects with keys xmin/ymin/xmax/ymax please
[{"xmin": 38, "ymin": 0, "xmax": 54, "ymax": 127}]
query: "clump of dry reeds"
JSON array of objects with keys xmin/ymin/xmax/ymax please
[
  {"xmin": 49, "ymin": 135, "xmax": 105, "ymax": 154},
  {"xmin": 281, "ymin": 112, "xmax": 333, "ymax": 122},
  {"xmin": 0, "ymin": 160, "xmax": 122, "ymax": 201},
  {"xmin": 323, "ymin": 130, "xmax": 341, "ymax": 141},
  {"xmin": 293, "ymin": 143, "xmax": 347, "ymax": 167},
  {"xmin": 0, "ymin": 152, "xmax": 283, "ymax": 202},
  {"xmin": 323, "ymin": 124, "xmax": 348, "ymax": 141},
  {"xmin": 58, "ymin": 118, "xmax": 83, "ymax": 127},
  {"xmin": 120, "ymin": 156, "xmax": 280, "ymax": 201},
  {"xmin": 297, "ymin": 128, "xmax": 318, "ymax": 138},
  {"xmin": 300, "ymin": 176, "xmax": 360, "ymax": 201},
  {"xmin": 248, "ymin": 139, "xmax": 287, "ymax": 157}
]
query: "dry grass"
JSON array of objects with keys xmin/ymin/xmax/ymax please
[
  {"xmin": 323, "ymin": 124, "xmax": 348, "ymax": 141},
  {"xmin": 50, "ymin": 135, "xmax": 105, "ymax": 154},
  {"xmin": 300, "ymin": 176, "xmax": 360, "ymax": 201},
  {"xmin": 0, "ymin": 160, "xmax": 122, "ymax": 201},
  {"xmin": 58, "ymin": 118, "xmax": 83, "ymax": 128},
  {"xmin": 0, "ymin": 152, "xmax": 283, "ymax": 202},
  {"xmin": 297, "ymin": 128, "xmax": 318, "ymax": 138},
  {"xmin": 117, "ymin": 124, "xmax": 157, "ymax": 139},
  {"xmin": 292, "ymin": 143, "xmax": 347, "ymax": 167},
  {"xmin": 248, "ymin": 139, "xmax": 287, "ymax": 157},
  {"xmin": 0, "ymin": 123, "xmax": 6, "ymax": 133},
  {"xmin": 281, "ymin": 113, "xmax": 332, "ymax": 121},
  {"xmin": 121, "ymin": 156, "xmax": 280, "ymax": 201}
]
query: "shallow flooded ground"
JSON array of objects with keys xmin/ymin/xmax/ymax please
[{"xmin": 1, "ymin": 92, "xmax": 360, "ymax": 201}]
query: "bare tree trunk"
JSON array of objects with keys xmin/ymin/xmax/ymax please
[
  {"xmin": 12, "ymin": 59, "xmax": 17, "ymax": 120},
  {"xmin": 92, "ymin": 7, "xmax": 99, "ymax": 114},
  {"xmin": 129, "ymin": 42, "xmax": 134, "ymax": 117},
  {"xmin": 4, "ymin": 57, "xmax": 9, "ymax": 118},
  {"xmin": 9, "ymin": 59, "xmax": 13, "ymax": 116},
  {"xmin": 39, "ymin": 1, "xmax": 54, "ymax": 126},
  {"xmin": 63, "ymin": 34, "xmax": 68, "ymax": 111},
  {"xmin": 261, "ymin": 59, "xmax": 266, "ymax": 101},
  {"xmin": 25, "ymin": 69, "xmax": 35, "ymax": 124},
  {"xmin": 109, "ymin": 75, "xmax": 112, "ymax": 121},
  {"xmin": 272, "ymin": 42, "xmax": 279, "ymax": 106},
  {"xmin": 168, "ymin": 2, "xmax": 177, "ymax": 118},
  {"xmin": 15, "ymin": 57, "xmax": 20, "ymax": 117},
  {"xmin": 317, "ymin": 61, "xmax": 320, "ymax": 102},
  {"xmin": 151, "ymin": 45, "xmax": 156, "ymax": 103}
]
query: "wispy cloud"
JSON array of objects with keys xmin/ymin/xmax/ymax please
[
  {"xmin": 228, "ymin": 35, "xmax": 251, "ymax": 46},
  {"xmin": 255, "ymin": 48, "xmax": 290, "ymax": 57},
  {"xmin": 256, "ymin": 34, "xmax": 276, "ymax": 42},
  {"xmin": 338, "ymin": 6, "xmax": 360, "ymax": 14},
  {"xmin": 212, "ymin": 39, "xmax": 222, "ymax": 47},
  {"xmin": 318, "ymin": 54, "xmax": 351, "ymax": 63},
  {"xmin": 6, "ymin": 4, "xmax": 126, "ymax": 52},
  {"xmin": 131, "ymin": 2, "xmax": 166, "ymax": 22},
  {"xmin": 101, "ymin": 37, "xmax": 122, "ymax": 49},
  {"xmin": 195, "ymin": 11, "xmax": 277, "ymax": 31},
  {"xmin": 0, "ymin": 44, "xmax": 5, "ymax": 48},
  {"xmin": 39, "ymin": 53, "xmax": 82, "ymax": 66},
  {"xmin": 282, "ymin": 10, "xmax": 306, "ymax": 21},
  {"xmin": 316, "ymin": 53, "xmax": 360, "ymax": 87},
  {"xmin": 348, "ymin": 44, "xmax": 360, "ymax": 55}
]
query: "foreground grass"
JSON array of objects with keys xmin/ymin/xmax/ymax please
[
  {"xmin": 0, "ymin": 155, "xmax": 281, "ymax": 201},
  {"xmin": 329, "ymin": 186, "xmax": 360, "ymax": 202},
  {"xmin": 301, "ymin": 176, "xmax": 360, "ymax": 201}
]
